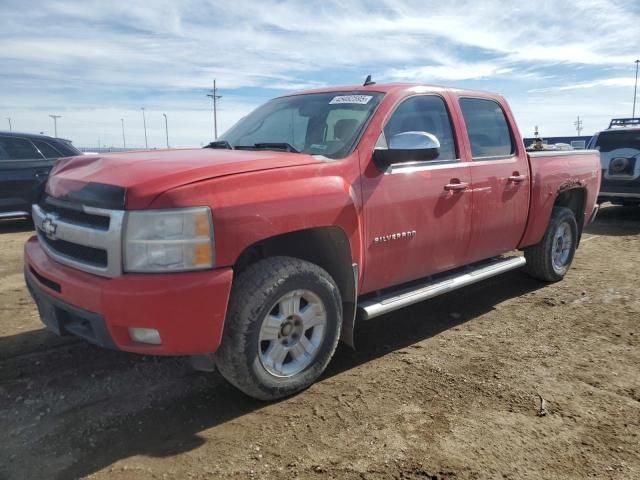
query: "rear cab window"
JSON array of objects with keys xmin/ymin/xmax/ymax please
[{"xmin": 459, "ymin": 98, "xmax": 515, "ymax": 160}]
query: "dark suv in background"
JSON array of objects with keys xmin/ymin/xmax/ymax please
[
  {"xmin": 0, "ymin": 131, "xmax": 82, "ymax": 220},
  {"xmin": 588, "ymin": 118, "xmax": 640, "ymax": 206}
]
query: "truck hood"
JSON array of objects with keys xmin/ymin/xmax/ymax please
[{"xmin": 46, "ymin": 148, "xmax": 321, "ymax": 209}]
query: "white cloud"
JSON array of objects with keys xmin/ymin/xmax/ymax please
[
  {"xmin": 384, "ymin": 63, "xmax": 513, "ymax": 82},
  {"xmin": 528, "ymin": 77, "xmax": 637, "ymax": 93}
]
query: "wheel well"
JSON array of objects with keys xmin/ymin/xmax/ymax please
[
  {"xmin": 554, "ymin": 187, "xmax": 586, "ymax": 242},
  {"xmin": 233, "ymin": 227, "xmax": 357, "ymax": 347}
]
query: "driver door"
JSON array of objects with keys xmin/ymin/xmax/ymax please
[{"xmin": 360, "ymin": 94, "xmax": 473, "ymax": 293}]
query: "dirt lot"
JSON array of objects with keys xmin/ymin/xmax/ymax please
[{"xmin": 1, "ymin": 205, "xmax": 639, "ymax": 480}]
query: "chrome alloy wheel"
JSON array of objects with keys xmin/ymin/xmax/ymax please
[
  {"xmin": 551, "ymin": 222, "xmax": 573, "ymax": 273},
  {"xmin": 258, "ymin": 289, "xmax": 327, "ymax": 377}
]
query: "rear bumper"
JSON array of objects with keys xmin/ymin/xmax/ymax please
[
  {"xmin": 0, "ymin": 203, "xmax": 31, "ymax": 219},
  {"xmin": 24, "ymin": 236, "xmax": 234, "ymax": 356},
  {"xmin": 598, "ymin": 191, "xmax": 640, "ymax": 201},
  {"xmin": 0, "ymin": 209, "xmax": 31, "ymax": 219},
  {"xmin": 599, "ymin": 176, "xmax": 640, "ymax": 201}
]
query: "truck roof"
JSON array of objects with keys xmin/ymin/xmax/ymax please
[
  {"xmin": 597, "ymin": 127, "xmax": 640, "ymax": 135},
  {"xmin": 595, "ymin": 118, "xmax": 640, "ymax": 134},
  {"xmin": 282, "ymin": 82, "xmax": 504, "ymax": 100}
]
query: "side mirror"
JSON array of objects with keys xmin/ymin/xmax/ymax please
[{"xmin": 374, "ymin": 131, "xmax": 441, "ymax": 168}]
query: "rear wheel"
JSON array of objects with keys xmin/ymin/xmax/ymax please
[
  {"xmin": 524, "ymin": 207, "xmax": 578, "ymax": 282},
  {"xmin": 215, "ymin": 256, "xmax": 342, "ymax": 400}
]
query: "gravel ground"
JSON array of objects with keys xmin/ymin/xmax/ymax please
[{"xmin": 0, "ymin": 204, "xmax": 638, "ymax": 480}]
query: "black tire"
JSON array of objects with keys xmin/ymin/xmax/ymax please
[
  {"xmin": 215, "ymin": 256, "xmax": 342, "ymax": 401},
  {"xmin": 524, "ymin": 207, "xmax": 578, "ymax": 282}
]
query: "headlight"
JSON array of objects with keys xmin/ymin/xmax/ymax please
[{"xmin": 123, "ymin": 207, "xmax": 214, "ymax": 272}]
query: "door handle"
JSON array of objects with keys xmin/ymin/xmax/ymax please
[
  {"xmin": 444, "ymin": 181, "xmax": 469, "ymax": 192},
  {"xmin": 34, "ymin": 171, "xmax": 49, "ymax": 179},
  {"xmin": 508, "ymin": 174, "xmax": 526, "ymax": 183}
]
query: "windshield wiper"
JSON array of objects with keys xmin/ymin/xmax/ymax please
[
  {"xmin": 255, "ymin": 142, "xmax": 299, "ymax": 153},
  {"xmin": 204, "ymin": 140, "xmax": 233, "ymax": 149},
  {"xmin": 235, "ymin": 142, "xmax": 300, "ymax": 153}
]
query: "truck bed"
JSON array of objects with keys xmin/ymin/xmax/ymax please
[{"xmin": 519, "ymin": 149, "xmax": 601, "ymax": 248}]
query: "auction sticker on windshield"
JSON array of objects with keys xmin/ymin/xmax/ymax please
[{"xmin": 329, "ymin": 95, "xmax": 373, "ymax": 105}]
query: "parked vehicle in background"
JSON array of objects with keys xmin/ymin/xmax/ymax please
[
  {"xmin": 0, "ymin": 132, "xmax": 81, "ymax": 220},
  {"xmin": 588, "ymin": 118, "xmax": 640, "ymax": 206},
  {"xmin": 24, "ymin": 82, "xmax": 600, "ymax": 400}
]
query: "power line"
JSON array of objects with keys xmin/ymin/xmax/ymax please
[
  {"xmin": 206, "ymin": 79, "xmax": 222, "ymax": 139},
  {"xmin": 573, "ymin": 116, "xmax": 583, "ymax": 136}
]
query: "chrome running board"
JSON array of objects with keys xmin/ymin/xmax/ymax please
[{"xmin": 358, "ymin": 256, "xmax": 526, "ymax": 320}]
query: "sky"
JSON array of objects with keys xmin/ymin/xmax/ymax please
[{"xmin": 0, "ymin": 0, "xmax": 639, "ymax": 149}]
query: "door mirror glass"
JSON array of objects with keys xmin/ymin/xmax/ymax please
[{"xmin": 374, "ymin": 131, "xmax": 441, "ymax": 167}]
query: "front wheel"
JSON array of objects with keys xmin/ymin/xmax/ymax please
[
  {"xmin": 215, "ymin": 256, "xmax": 342, "ymax": 401},
  {"xmin": 524, "ymin": 207, "xmax": 578, "ymax": 282}
]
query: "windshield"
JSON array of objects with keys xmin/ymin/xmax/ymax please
[{"xmin": 219, "ymin": 92, "xmax": 384, "ymax": 159}]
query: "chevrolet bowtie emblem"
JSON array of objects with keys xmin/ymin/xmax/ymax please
[{"xmin": 42, "ymin": 214, "xmax": 59, "ymax": 240}]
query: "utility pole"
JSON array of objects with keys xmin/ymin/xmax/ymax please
[
  {"xmin": 49, "ymin": 115, "xmax": 61, "ymax": 137},
  {"xmin": 534, "ymin": 125, "xmax": 539, "ymax": 138},
  {"xmin": 141, "ymin": 107, "xmax": 148, "ymax": 148},
  {"xmin": 633, "ymin": 59, "xmax": 639, "ymax": 118},
  {"xmin": 6, "ymin": 117, "xmax": 11, "ymax": 131},
  {"xmin": 574, "ymin": 116, "xmax": 583, "ymax": 136},
  {"xmin": 120, "ymin": 118, "xmax": 126, "ymax": 149},
  {"xmin": 162, "ymin": 113, "xmax": 169, "ymax": 148},
  {"xmin": 206, "ymin": 79, "xmax": 222, "ymax": 139}
]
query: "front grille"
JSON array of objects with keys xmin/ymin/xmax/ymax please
[
  {"xmin": 33, "ymin": 201, "xmax": 124, "ymax": 277},
  {"xmin": 39, "ymin": 195, "xmax": 110, "ymax": 230},
  {"xmin": 39, "ymin": 233, "xmax": 108, "ymax": 268}
]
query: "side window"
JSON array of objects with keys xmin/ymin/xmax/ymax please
[
  {"xmin": 0, "ymin": 137, "xmax": 43, "ymax": 160},
  {"xmin": 384, "ymin": 95, "xmax": 457, "ymax": 161},
  {"xmin": 459, "ymin": 98, "xmax": 515, "ymax": 159},
  {"xmin": 32, "ymin": 140, "xmax": 63, "ymax": 159}
]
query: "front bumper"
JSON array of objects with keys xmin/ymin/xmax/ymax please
[{"xmin": 24, "ymin": 236, "xmax": 233, "ymax": 356}]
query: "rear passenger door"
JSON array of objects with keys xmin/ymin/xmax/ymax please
[
  {"xmin": 0, "ymin": 136, "xmax": 52, "ymax": 215},
  {"xmin": 456, "ymin": 98, "xmax": 530, "ymax": 262}
]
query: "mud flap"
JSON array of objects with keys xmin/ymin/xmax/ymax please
[
  {"xmin": 190, "ymin": 354, "xmax": 217, "ymax": 372},
  {"xmin": 339, "ymin": 263, "xmax": 358, "ymax": 349}
]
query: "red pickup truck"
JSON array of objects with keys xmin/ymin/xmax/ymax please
[{"xmin": 24, "ymin": 82, "xmax": 600, "ymax": 400}]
